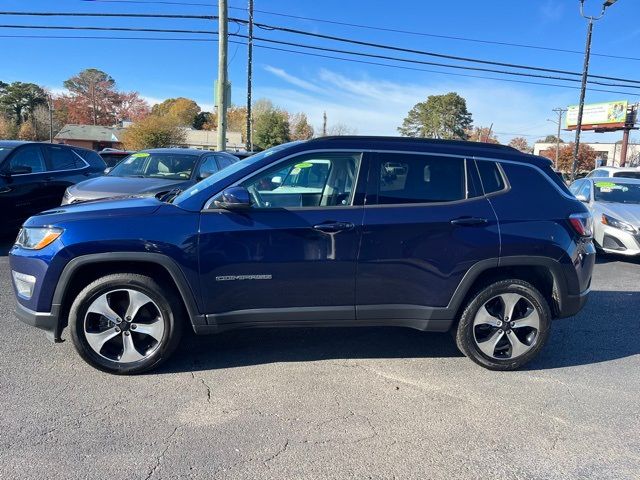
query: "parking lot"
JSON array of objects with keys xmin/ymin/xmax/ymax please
[{"xmin": 0, "ymin": 243, "xmax": 639, "ymax": 480}]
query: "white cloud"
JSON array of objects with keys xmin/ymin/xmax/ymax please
[
  {"xmin": 263, "ymin": 65, "xmax": 326, "ymax": 94},
  {"xmin": 259, "ymin": 66, "xmax": 576, "ymax": 141}
]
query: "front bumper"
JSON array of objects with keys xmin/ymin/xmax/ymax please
[
  {"xmin": 597, "ymin": 225, "xmax": 640, "ymax": 256},
  {"xmin": 15, "ymin": 301, "xmax": 62, "ymax": 342}
]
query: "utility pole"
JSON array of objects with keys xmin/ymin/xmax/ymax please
[
  {"xmin": 47, "ymin": 95, "xmax": 54, "ymax": 143},
  {"xmin": 216, "ymin": 0, "xmax": 229, "ymax": 151},
  {"xmin": 322, "ymin": 111, "xmax": 327, "ymax": 136},
  {"xmin": 571, "ymin": 0, "xmax": 618, "ymax": 181},
  {"xmin": 552, "ymin": 107, "xmax": 567, "ymax": 169},
  {"xmin": 245, "ymin": 0, "xmax": 253, "ymax": 152}
]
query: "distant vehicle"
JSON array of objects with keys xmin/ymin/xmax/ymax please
[
  {"xmin": 62, "ymin": 148, "xmax": 239, "ymax": 205},
  {"xmin": 0, "ymin": 141, "xmax": 105, "ymax": 236},
  {"xmin": 585, "ymin": 166, "xmax": 640, "ymax": 180},
  {"xmin": 98, "ymin": 148, "xmax": 133, "ymax": 168},
  {"xmin": 570, "ymin": 177, "xmax": 640, "ymax": 255},
  {"xmin": 11, "ymin": 137, "xmax": 595, "ymax": 374},
  {"xmin": 228, "ymin": 151, "xmax": 256, "ymax": 160}
]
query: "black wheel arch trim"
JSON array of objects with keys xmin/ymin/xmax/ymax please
[
  {"xmin": 445, "ymin": 255, "xmax": 574, "ymax": 318},
  {"xmin": 51, "ymin": 252, "xmax": 205, "ymax": 337}
]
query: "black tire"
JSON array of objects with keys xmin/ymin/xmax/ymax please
[
  {"xmin": 455, "ymin": 279, "xmax": 551, "ymax": 371},
  {"xmin": 69, "ymin": 273, "xmax": 183, "ymax": 374}
]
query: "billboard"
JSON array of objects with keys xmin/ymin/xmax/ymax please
[{"xmin": 566, "ymin": 100, "xmax": 628, "ymax": 130}]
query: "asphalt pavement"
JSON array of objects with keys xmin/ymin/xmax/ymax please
[{"xmin": 0, "ymin": 248, "xmax": 638, "ymax": 480}]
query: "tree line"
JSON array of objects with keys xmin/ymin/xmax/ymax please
[
  {"xmin": 0, "ymin": 68, "xmax": 357, "ymax": 151},
  {"xmin": 397, "ymin": 91, "xmax": 597, "ymax": 171}
]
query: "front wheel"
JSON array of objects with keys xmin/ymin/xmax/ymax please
[
  {"xmin": 455, "ymin": 279, "xmax": 551, "ymax": 371},
  {"xmin": 69, "ymin": 273, "xmax": 183, "ymax": 374}
]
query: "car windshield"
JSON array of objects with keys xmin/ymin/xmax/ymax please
[
  {"xmin": 0, "ymin": 146, "xmax": 14, "ymax": 163},
  {"xmin": 108, "ymin": 152, "xmax": 197, "ymax": 180},
  {"xmin": 173, "ymin": 141, "xmax": 303, "ymax": 205},
  {"xmin": 593, "ymin": 181, "xmax": 640, "ymax": 204}
]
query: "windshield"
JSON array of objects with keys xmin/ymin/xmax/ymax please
[
  {"xmin": 173, "ymin": 141, "xmax": 303, "ymax": 205},
  {"xmin": 0, "ymin": 146, "xmax": 14, "ymax": 164},
  {"xmin": 109, "ymin": 152, "xmax": 198, "ymax": 180},
  {"xmin": 594, "ymin": 181, "xmax": 640, "ymax": 204}
]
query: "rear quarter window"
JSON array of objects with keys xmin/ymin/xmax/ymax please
[
  {"xmin": 476, "ymin": 160, "xmax": 505, "ymax": 194},
  {"xmin": 500, "ymin": 162, "xmax": 569, "ymax": 201}
]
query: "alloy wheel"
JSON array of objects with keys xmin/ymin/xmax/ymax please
[
  {"xmin": 83, "ymin": 289, "xmax": 165, "ymax": 363},
  {"xmin": 472, "ymin": 292, "xmax": 541, "ymax": 360}
]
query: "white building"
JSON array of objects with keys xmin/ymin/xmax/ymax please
[
  {"xmin": 181, "ymin": 128, "xmax": 244, "ymax": 151},
  {"xmin": 533, "ymin": 142, "xmax": 640, "ymax": 168}
]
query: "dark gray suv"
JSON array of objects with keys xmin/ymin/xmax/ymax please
[{"xmin": 62, "ymin": 148, "xmax": 239, "ymax": 204}]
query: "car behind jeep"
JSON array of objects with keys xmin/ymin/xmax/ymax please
[{"xmin": 9, "ymin": 137, "xmax": 595, "ymax": 374}]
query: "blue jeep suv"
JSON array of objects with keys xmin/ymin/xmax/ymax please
[{"xmin": 9, "ymin": 137, "xmax": 595, "ymax": 374}]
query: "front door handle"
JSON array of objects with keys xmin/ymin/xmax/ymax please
[
  {"xmin": 43, "ymin": 176, "xmax": 54, "ymax": 182},
  {"xmin": 450, "ymin": 217, "xmax": 488, "ymax": 226},
  {"xmin": 313, "ymin": 222, "xmax": 355, "ymax": 233}
]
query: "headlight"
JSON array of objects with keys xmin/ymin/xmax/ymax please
[
  {"xmin": 601, "ymin": 214, "xmax": 637, "ymax": 234},
  {"xmin": 15, "ymin": 227, "xmax": 63, "ymax": 250}
]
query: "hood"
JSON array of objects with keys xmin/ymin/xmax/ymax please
[
  {"xmin": 68, "ymin": 176, "xmax": 194, "ymax": 200},
  {"xmin": 596, "ymin": 202, "xmax": 640, "ymax": 227},
  {"xmin": 24, "ymin": 197, "xmax": 163, "ymax": 227}
]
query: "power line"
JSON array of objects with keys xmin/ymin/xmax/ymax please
[
  {"xmin": 3, "ymin": 22, "xmax": 639, "ymax": 91},
  {"xmin": 3, "ymin": 33, "xmax": 639, "ymax": 98},
  {"xmin": 77, "ymin": 0, "xmax": 640, "ymax": 62},
  {"xmin": 4, "ymin": 11, "xmax": 640, "ymax": 85}
]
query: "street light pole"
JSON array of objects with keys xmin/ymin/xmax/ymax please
[
  {"xmin": 571, "ymin": 0, "xmax": 618, "ymax": 182},
  {"xmin": 552, "ymin": 107, "xmax": 567, "ymax": 170}
]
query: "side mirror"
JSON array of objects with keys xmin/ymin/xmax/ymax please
[
  {"xmin": 104, "ymin": 167, "xmax": 113, "ymax": 175},
  {"xmin": 575, "ymin": 194, "xmax": 589, "ymax": 203},
  {"xmin": 10, "ymin": 165, "xmax": 32, "ymax": 175},
  {"xmin": 214, "ymin": 186, "xmax": 252, "ymax": 209},
  {"xmin": 271, "ymin": 176, "xmax": 282, "ymax": 185},
  {"xmin": 199, "ymin": 170, "xmax": 214, "ymax": 180}
]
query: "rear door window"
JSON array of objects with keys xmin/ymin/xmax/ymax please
[
  {"xmin": 48, "ymin": 146, "xmax": 83, "ymax": 170},
  {"xmin": 375, "ymin": 153, "xmax": 466, "ymax": 204}
]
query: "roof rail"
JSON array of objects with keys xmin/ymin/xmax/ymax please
[{"xmin": 309, "ymin": 135, "xmax": 519, "ymax": 152}]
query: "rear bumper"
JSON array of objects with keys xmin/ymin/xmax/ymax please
[{"xmin": 15, "ymin": 302, "xmax": 61, "ymax": 342}]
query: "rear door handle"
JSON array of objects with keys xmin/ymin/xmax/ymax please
[
  {"xmin": 450, "ymin": 217, "xmax": 488, "ymax": 226},
  {"xmin": 313, "ymin": 222, "xmax": 355, "ymax": 233},
  {"xmin": 43, "ymin": 176, "xmax": 54, "ymax": 182},
  {"xmin": 0, "ymin": 186, "xmax": 11, "ymax": 194}
]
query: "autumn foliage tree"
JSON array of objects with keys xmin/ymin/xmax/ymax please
[
  {"xmin": 151, "ymin": 97, "xmax": 200, "ymax": 126},
  {"xmin": 508, "ymin": 137, "xmax": 532, "ymax": 153},
  {"xmin": 467, "ymin": 126, "xmax": 499, "ymax": 144},
  {"xmin": 122, "ymin": 115, "xmax": 186, "ymax": 150},
  {"xmin": 289, "ymin": 112, "xmax": 314, "ymax": 140},
  {"xmin": 540, "ymin": 143, "xmax": 596, "ymax": 172},
  {"xmin": 63, "ymin": 68, "xmax": 120, "ymax": 125}
]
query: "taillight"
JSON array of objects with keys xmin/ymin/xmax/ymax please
[{"xmin": 569, "ymin": 213, "xmax": 593, "ymax": 237}]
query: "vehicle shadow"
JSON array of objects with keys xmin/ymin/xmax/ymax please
[{"xmin": 158, "ymin": 289, "xmax": 640, "ymax": 374}]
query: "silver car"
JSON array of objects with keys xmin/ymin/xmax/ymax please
[{"xmin": 569, "ymin": 177, "xmax": 640, "ymax": 255}]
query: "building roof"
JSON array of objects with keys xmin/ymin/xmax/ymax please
[{"xmin": 55, "ymin": 124, "xmax": 127, "ymax": 142}]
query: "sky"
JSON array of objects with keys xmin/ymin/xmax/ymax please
[{"xmin": 1, "ymin": 0, "xmax": 639, "ymax": 144}]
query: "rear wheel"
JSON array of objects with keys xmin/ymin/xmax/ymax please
[
  {"xmin": 455, "ymin": 279, "xmax": 551, "ymax": 370},
  {"xmin": 69, "ymin": 273, "xmax": 183, "ymax": 374}
]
